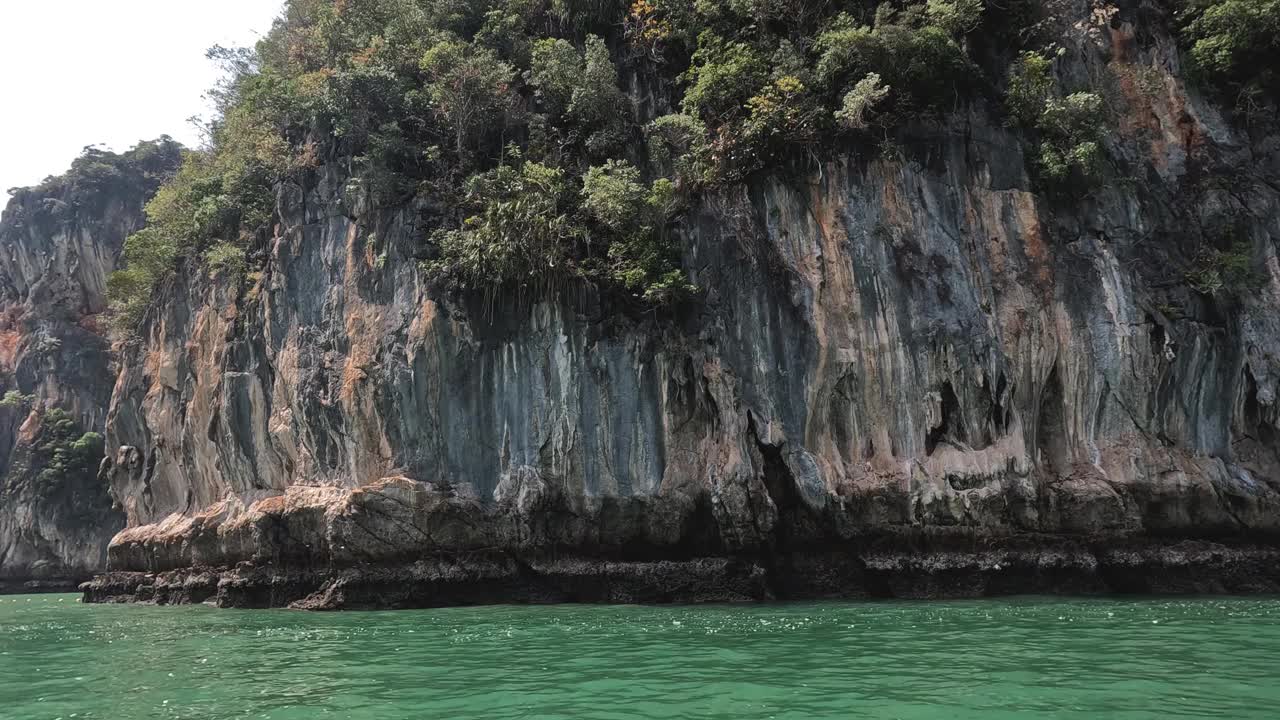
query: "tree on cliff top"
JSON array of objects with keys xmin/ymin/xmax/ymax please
[
  {"xmin": 107, "ymin": 0, "xmax": 999, "ymax": 326},
  {"xmin": 120, "ymin": 0, "xmax": 1277, "ymax": 330}
]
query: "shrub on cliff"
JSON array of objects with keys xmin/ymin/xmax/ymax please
[
  {"xmin": 1035, "ymin": 92, "xmax": 1105, "ymax": 182},
  {"xmin": 30, "ymin": 409, "xmax": 104, "ymax": 491},
  {"xmin": 204, "ymin": 242, "xmax": 249, "ymax": 279},
  {"xmin": 1005, "ymin": 51, "xmax": 1054, "ymax": 125},
  {"xmin": 429, "ymin": 158, "xmax": 581, "ymax": 289},
  {"xmin": 645, "ymin": 113, "xmax": 715, "ymax": 188},
  {"xmin": 428, "ymin": 154, "xmax": 687, "ymax": 299},
  {"xmin": 1004, "ymin": 51, "xmax": 1106, "ymax": 188},
  {"xmin": 1179, "ymin": 0, "xmax": 1280, "ymax": 110},
  {"xmin": 582, "ymin": 161, "xmax": 690, "ymax": 298},
  {"xmin": 529, "ymin": 34, "xmax": 627, "ymax": 156},
  {"xmin": 833, "ymin": 72, "xmax": 891, "ymax": 130},
  {"xmin": 681, "ymin": 32, "xmax": 768, "ymax": 124},
  {"xmin": 813, "ymin": 7, "xmax": 977, "ymax": 123},
  {"xmin": 1185, "ymin": 239, "xmax": 1263, "ymax": 296},
  {"xmin": 741, "ymin": 76, "xmax": 823, "ymax": 155},
  {"xmin": 0, "ymin": 391, "xmax": 31, "ymax": 409},
  {"xmin": 108, "ymin": 147, "xmax": 274, "ymax": 329},
  {"xmin": 582, "ymin": 159, "xmax": 649, "ymax": 232}
]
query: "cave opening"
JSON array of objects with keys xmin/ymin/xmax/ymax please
[
  {"xmin": 1037, "ymin": 363, "xmax": 1070, "ymax": 474},
  {"xmin": 926, "ymin": 381, "xmax": 965, "ymax": 455}
]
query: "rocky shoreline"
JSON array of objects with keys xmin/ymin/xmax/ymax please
[{"xmin": 80, "ymin": 536, "xmax": 1280, "ymax": 610}]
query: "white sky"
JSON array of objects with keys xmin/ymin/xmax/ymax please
[{"xmin": 0, "ymin": 0, "xmax": 283, "ymax": 193}]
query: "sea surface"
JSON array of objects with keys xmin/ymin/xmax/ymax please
[{"xmin": 1, "ymin": 594, "xmax": 1277, "ymax": 719}]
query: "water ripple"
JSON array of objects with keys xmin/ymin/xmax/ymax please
[{"xmin": 1, "ymin": 596, "xmax": 1278, "ymax": 719}]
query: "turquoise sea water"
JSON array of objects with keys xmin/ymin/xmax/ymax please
[{"xmin": 1, "ymin": 594, "xmax": 1278, "ymax": 719}]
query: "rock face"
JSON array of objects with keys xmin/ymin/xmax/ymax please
[
  {"xmin": 0, "ymin": 140, "xmax": 181, "ymax": 591},
  {"xmin": 85, "ymin": 8, "xmax": 1280, "ymax": 608}
]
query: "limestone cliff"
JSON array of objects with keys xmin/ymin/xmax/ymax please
[
  {"xmin": 85, "ymin": 3, "xmax": 1280, "ymax": 607},
  {"xmin": 0, "ymin": 140, "xmax": 181, "ymax": 591}
]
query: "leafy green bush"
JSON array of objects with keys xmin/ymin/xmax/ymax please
[
  {"xmin": 814, "ymin": 7, "xmax": 976, "ymax": 122},
  {"xmin": 33, "ymin": 409, "xmax": 105, "ymax": 487},
  {"xmin": 1036, "ymin": 138, "xmax": 1102, "ymax": 184},
  {"xmin": 743, "ymin": 76, "xmax": 822, "ymax": 148},
  {"xmin": 646, "ymin": 114, "xmax": 714, "ymax": 187},
  {"xmin": 680, "ymin": 32, "xmax": 768, "ymax": 123},
  {"xmin": 581, "ymin": 161, "xmax": 690, "ymax": 298},
  {"xmin": 676, "ymin": 2, "xmax": 983, "ymax": 175},
  {"xmin": 926, "ymin": 0, "xmax": 985, "ymax": 36},
  {"xmin": 529, "ymin": 35, "xmax": 626, "ymax": 153},
  {"xmin": 582, "ymin": 160, "xmax": 648, "ymax": 232},
  {"xmin": 1035, "ymin": 92, "xmax": 1105, "ymax": 183},
  {"xmin": 204, "ymin": 242, "xmax": 248, "ymax": 279},
  {"xmin": 0, "ymin": 390, "xmax": 31, "ymax": 409},
  {"xmin": 108, "ymin": 148, "xmax": 272, "ymax": 328},
  {"xmin": 834, "ymin": 73, "xmax": 891, "ymax": 130},
  {"xmin": 475, "ymin": 1, "xmax": 539, "ymax": 64},
  {"xmin": 1004, "ymin": 52, "xmax": 1106, "ymax": 187},
  {"xmin": 1179, "ymin": 0, "xmax": 1280, "ymax": 108},
  {"xmin": 530, "ymin": 38, "xmax": 581, "ymax": 118},
  {"xmin": 1005, "ymin": 51, "xmax": 1054, "ymax": 125},
  {"xmin": 429, "ymin": 154, "xmax": 689, "ymax": 300},
  {"xmin": 430, "ymin": 159, "xmax": 580, "ymax": 288},
  {"xmin": 1186, "ymin": 240, "xmax": 1262, "ymax": 295},
  {"xmin": 574, "ymin": 36, "xmax": 628, "ymax": 154}
]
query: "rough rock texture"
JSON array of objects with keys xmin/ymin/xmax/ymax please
[
  {"xmin": 87, "ymin": 6, "xmax": 1280, "ymax": 607},
  {"xmin": 0, "ymin": 141, "xmax": 181, "ymax": 590}
]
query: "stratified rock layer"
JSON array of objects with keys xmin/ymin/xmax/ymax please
[
  {"xmin": 81, "ymin": 479, "xmax": 1280, "ymax": 609},
  {"xmin": 87, "ymin": 6, "xmax": 1280, "ymax": 607}
]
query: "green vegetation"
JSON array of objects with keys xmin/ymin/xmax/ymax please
[
  {"xmin": 681, "ymin": 33, "xmax": 769, "ymax": 124},
  {"xmin": 0, "ymin": 390, "xmax": 32, "ymax": 409},
  {"xmin": 100, "ymin": 0, "xmax": 1006, "ymax": 323},
  {"xmin": 115, "ymin": 0, "xmax": 1280, "ymax": 323},
  {"xmin": 834, "ymin": 73, "xmax": 891, "ymax": 130},
  {"xmin": 1178, "ymin": 0, "xmax": 1280, "ymax": 110},
  {"xmin": 204, "ymin": 242, "xmax": 249, "ymax": 278},
  {"xmin": 421, "ymin": 38, "xmax": 517, "ymax": 161},
  {"xmin": 1185, "ymin": 239, "xmax": 1262, "ymax": 296},
  {"xmin": 583, "ymin": 161, "xmax": 690, "ymax": 299},
  {"xmin": 1005, "ymin": 51, "xmax": 1054, "ymax": 125},
  {"xmin": 429, "ymin": 157, "xmax": 580, "ymax": 288},
  {"xmin": 1035, "ymin": 93, "xmax": 1104, "ymax": 184},
  {"xmin": 645, "ymin": 113, "xmax": 713, "ymax": 187},
  {"xmin": 31, "ymin": 409, "xmax": 105, "ymax": 488},
  {"xmin": 1004, "ymin": 51, "xmax": 1106, "ymax": 187},
  {"xmin": 107, "ymin": 147, "xmax": 277, "ymax": 326},
  {"xmin": 812, "ymin": 5, "xmax": 977, "ymax": 116},
  {"xmin": 427, "ymin": 151, "xmax": 688, "ymax": 299}
]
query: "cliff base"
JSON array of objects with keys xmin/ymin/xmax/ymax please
[{"xmin": 81, "ymin": 537, "xmax": 1280, "ymax": 610}]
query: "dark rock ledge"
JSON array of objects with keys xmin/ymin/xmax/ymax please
[{"xmin": 81, "ymin": 537, "xmax": 1280, "ymax": 610}]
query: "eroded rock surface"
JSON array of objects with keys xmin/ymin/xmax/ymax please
[{"xmin": 86, "ymin": 8, "xmax": 1280, "ymax": 607}]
